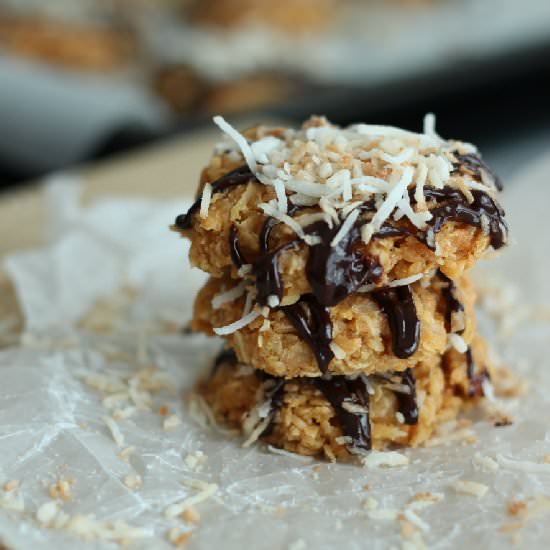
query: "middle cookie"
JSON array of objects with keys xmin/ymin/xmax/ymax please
[{"xmin": 192, "ymin": 272, "xmax": 476, "ymax": 378}]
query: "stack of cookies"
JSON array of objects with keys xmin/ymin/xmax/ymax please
[{"xmin": 173, "ymin": 115, "xmax": 508, "ymax": 461}]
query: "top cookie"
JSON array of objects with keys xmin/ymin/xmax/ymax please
[{"xmin": 175, "ymin": 116, "xmax": 507, "ymax": 311}]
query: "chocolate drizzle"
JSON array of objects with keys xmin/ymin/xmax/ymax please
[
  {"xmin": 396, "ymin": 369, "xmax": 419, "ymax": 425},
  {"xmin": 229, "ymin": 224, "xmax": 247, "ymax": 269},
  {"xmin": 465, "ymin": 348, "xmax": 490, "ymax": 398},
  {"xmin": 372, "ymin": 286, "xmax": 420, "ymax": 359},
  {"xmin": 453, "ymin": 152, "xmax": 503, "ymax": 191},
  {"xmin": 304, "ymin": 220, "xmax": 383, "ymax": 307},
  {"xmin": 423, "ymin": 187, "xmax": 508, "ymax": 250},
  {"xmin": 177, "ymin": 158, "xmax": 506, "ymax": 374},
  {"xmin": 438, "ymin": 270, "xmax": 465, "ymax": 334},
  {"xmin": 316, "ymin": 376, "xmax": 372, "ymax": 451},
  {"xmin": 174, "ymin": 165, "xmax": 257, "ymax": 230},
  {"xmin": 213, "ymin": 348, "xmax": 238, "ymax": 370},
  {"xmin": 282, "ymin": 294, "xmax": 334, "ymax": 374}
]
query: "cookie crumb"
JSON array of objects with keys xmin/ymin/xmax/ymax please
[{"xmin": 507, "ymin": 500, "xmax": 528, "ymax": 517}]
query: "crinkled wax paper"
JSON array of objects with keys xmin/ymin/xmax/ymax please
[{"xmin": 1, "ymin": 158, "xmax": 550, "ymax": 549}]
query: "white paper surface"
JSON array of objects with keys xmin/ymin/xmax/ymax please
[{"xmin": 1, "ymin": 159, "xmax": 550, "ymax": 549}]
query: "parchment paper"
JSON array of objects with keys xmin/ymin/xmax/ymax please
[{"xmin": 1, "ymin": 157, "xmax": 550, "ymax": 549}]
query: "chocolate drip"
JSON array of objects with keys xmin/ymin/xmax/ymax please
[
  {"xmin": 175, "ymin": 165, "xmax": 256, "ymax": 230},
  {"xmin": 212, "ymin": 347, "xmax": 238, "ymax": 373},
  {"xmin": 315, "ymin": 376, "xmax": 371, "ymax": 451},
  {"xmin": 425, "ymin": 187, "xmax": 508, "ymax": 250},
  {"xmin": 282, "ymin": 294, "xmax": 334, "ymax": 373},
  {"xmin": 372, "ymin": 285, "xmax": 420, "ymax": 359},
  {"xmin": 438, "ymin": 270, "xmax": 465, "ymax": 334},
  {"xmin": 396, "ymin": 369, "xmax": 419, "ymax": 425},
  {"xmin": 254, "ymin": 241, "xmax": 299, "ymax": 305},
  {"xmin": 453, "ymin": 152, "xmax": 503, "ymax": 191},
  {"xmin": 465, "ymin": 347, "xmax": 490, "ymax": 398},
  {"xmin": 229, "ymin": 224, "xmax": 247, "ymax": 269},
  {"xmin": 304, "ymin": 220, "xmax": 383, "ymax": 307},
  {"xmin": 251, "ymin": 205, "xmax": 307, "ymax": 305}
]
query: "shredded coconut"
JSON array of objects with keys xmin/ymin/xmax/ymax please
[
  {"xmin": 453, "ymin": 480, "xmax": 488, "ymax": 498},
  {"xmin": 213, "ymin": 310, "xmax": 261, "ymax": 336},
  {"xmin": 496, "ymin": 454, "xmax": 550, "ymax": 473},
  {"xmin": 103, "ymin": 416, "xmax": 124, "ymax": 447},
  {"xmin": 448, "ymin": 333, "xmax": 468, "ymax": 353},
  {"xmin": 211, "ymin": 281, "xmax": 248, "ymax": 309},
  {"xmin": 199, "ymin": 183, "xmax": 212, "ymax": 219},
  {"xmin": 165, "ymin": 480, "xmax": 218, "ymax": 518},
  {"xmin": 213, "ymin": 116, "xmax": 257, "ymax": 172},
  {"xmin": 363, "ymin": 451, "xmax": 409, "ymax": 468}
]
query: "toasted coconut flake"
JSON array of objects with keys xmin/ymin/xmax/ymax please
[
  {"xmin": 363, "ymin": 451, "xmax": 409, "ymax": 468},
  {"xmin": 213, "ymin": 116, "xmax": 257, "ymax": 172},
  {"xmin": 211, "ymin": 281, "xmax": 248, "ymax": 309},
  {"xmin": 496, "ymin": 454, "xmax": 550, "ymax": 473},
  {"xmin": 453, "ymin": 480, "xmax": 488, "ymax": 498},
  {"xmin": 331, "ymin": 208, "xmax": 360, "ymax": 247},
  {"xmin": 448, "ymin": 333, "xmax": 468, "ymax": 353},
  {"xmin": 213, "ymin": 310, "xmax": 261, "ymax": 336},
  {"xmin": 165, "ymin": 481, "xmax": 218, "ymax": 518},
  {"xmin": 199, "ymin": 183, "xmax": 212, "ymax": 219},
  {"xmin": 103, "ymin": 416, "xmax": 124, "ymax": 447}
]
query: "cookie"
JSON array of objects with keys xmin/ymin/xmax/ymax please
[
  {"xmin": 192, "ymin": 272, "xmax": 477, "ymax": 378},
  {"xmin": 198, "ymin": 336, "xmax": 491, "ymax": 460},
  {"xmin": 174, "ymin": 117, "xmax": 507, "ymax": 311}
]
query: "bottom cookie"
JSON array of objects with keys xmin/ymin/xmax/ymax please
[{"xmin": 198, "ymin": 337, "xmax": 492, "ymax": 461}]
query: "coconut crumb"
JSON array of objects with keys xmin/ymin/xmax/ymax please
[
  {"xmin": 367, "ymin": 508, "xmax": 399, "ymax": 521},
  {"xmin": 362, "ymin": 496, "xmax": 378, "ymax": 511},
  {"xmin": 165, "ymin": 480, "xmax": 218, "ymax": 518},
  {"xmin": 363, "ymin": 451, "xmax": 409, "ymax": 468},
  {"xmin": 184, "ymin": 451, "xmax": 208, "ymax": 472},
  {"xmin": 507, "ymin": 500, "xmax": 528, "ymax": 518},
  {"xmin": 168, "ymin": 527, "xmax": 192, "ymax": 547},
  {"xmin": 496, "ymin": 454, "xmax": 550, "ymax": 473},
  {"xmin": 163, "ymin": 414, "xmax": 182, "ymax": 431},
  {"xmin": 288, "ymin": 539, "xmax": 307, "ymax": 550},
  {"xmin": 452, "ymin": 480, "xmax": 488, "ymax": 498},
  {"xmin": 123, "ymin": 473, "xmax": 143, "ymax": 491},
  {"xmin": 118, "ymin": 446, "xmax": 136, "ymax": 462},
  {"xmin": 0, "ymin": 481, "xmax": 24, "ymax": 512},
  {"xmin": 49, "ymin": 478, "xmax": 74, "ymax": 501},
  {"xmin": 37, "ymin": 501, "xmax": 60, "ymax": 526},
  {"xmin": 103, "ymin": 416, "xmax": 125, "ymax": 447},
  {"xmin": 181, "ymin": 506, "xmax": 201, "ymax": 524},
  {"xmin": 3, "ymin": 480, "xmax": 19, "ymax": 492},
  {"xmin": 472, "ymin": 452, "xmax": 499, "ymax": 473}
]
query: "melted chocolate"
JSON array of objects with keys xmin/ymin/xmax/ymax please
[
  {"xmin": 424, "ymin": 187, "xmax": 508, "ymax": 250},
  {"xmin": 304, "ymin": 220, "xmax": 383, "ymax": 307},
  {"xmin": 175, "ymin": 165, "xmax": 256, "ymax": 230},
  {"xmin": 316, "ymin": 376, "xmax": 371, "ymax": 451},
  {"xmin": 438, "ymin": 270, "xmax": 465, "ymax": 334},
  {"xmin": 213, "ymin": 347, "xmax": 238, "ymax": 372},
  {"xmin": 282, "ymin": 294, "xmax": 334, "ymax": 373},
  {"xmin": 396, "ymin": 368, "xmax": 419, "ymax": 425},
  {"xmin": 372, "ymin": 285, "xmax": 420, "ymax": 359},
  {"xmin": 453, "ymin": 152, "xmax": 503, "ymax": 191},
  {"xmin": 465, "ymin": 347, "xmax": 490, "ymax": 398},
  {"xmin": 229, "ymin": 224, "xmax": 247, "ymax": 269}
]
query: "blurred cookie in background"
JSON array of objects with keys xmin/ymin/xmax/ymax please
[
  {"xmin": 188, "ymin": 0, "xmax": 337, "ymax": 33},
  {"xmin": 153, "ymin": 64, "xmax": 204, "ymax": 113},
  {"xmin": 0, "ymin": 14, "xmax": 137, "ymax": 72}
]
